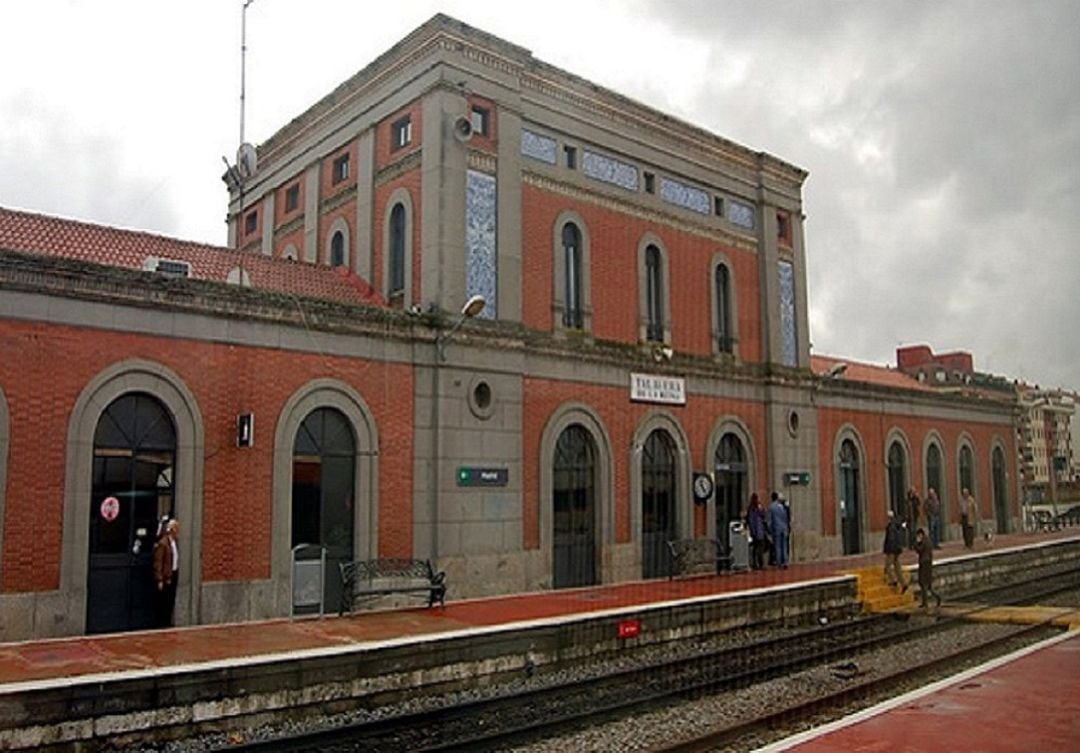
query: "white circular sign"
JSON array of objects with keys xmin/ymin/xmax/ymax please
[
  {"xmin": 692, "ymin": 473, "xmax": 714, "ymax": 501},
  {"xmin": 100, "ymin": 496, "xmax": 120, "ymax": 522}
]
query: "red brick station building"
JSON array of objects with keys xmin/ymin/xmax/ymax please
[{"xmin": 0, "ymin": 16, "xmax": 1017, "ymax": 640}]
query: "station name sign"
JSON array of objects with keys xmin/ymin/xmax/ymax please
[{"xmin": 630, "ymin": 373, "xmax": 686, "ymax": 405}]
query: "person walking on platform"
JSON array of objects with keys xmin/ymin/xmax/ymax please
[
  {"xmin": 746, "ymin": 493, "xmax": 768, "ymax": 570},
  {"xmin": 960, "ymin": 488, "xmax": 978, "ymax": 549},
  {"xmin": 905, "ymin": 487, "xmax": 922, "ymax": 549},
  {"xmin": 883, "ymin": 510, "xmax": 908, "ymax": 593},
  {"xmin": 925, "ymin": 487, "xmax": 942, "ymax": 549},
  {"xmin": 768, "ymin": 493, "xmax": 790, "ymax": 568},
  {"xmin": 913, "ymin": 527, "xmax": 942, "ymax": 610}
]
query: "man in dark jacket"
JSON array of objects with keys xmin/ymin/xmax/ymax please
[
  {"xmin": 883, "ymin": 510, "xmax": 908, "ymax": 593},
  {"xmin": 746, "ymin": 493, "xmax": 768, "ymax": 570},
  {"xmin": 913, "ymin": 527, "xmax": 941, "ymax": 610}
]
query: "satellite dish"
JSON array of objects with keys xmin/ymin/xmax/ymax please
[{"xmin": 236, "ymin": 143, "xmax": 258, "ymax": 179}]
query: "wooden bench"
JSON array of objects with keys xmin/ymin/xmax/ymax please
[
  {"xmin": 339, "ymin": 558, "xmax": 447, "ymax": 614},
  {"xmin": 666, "ymin": 538, "xmax": 733, "ymax": 579}
]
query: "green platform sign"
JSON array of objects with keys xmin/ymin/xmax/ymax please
[
  {"xmin": 457, "ymin": 467, "xmax": 509, "ymax": 487},
  {"xmin": 784, "ymin": 471, "xmax": 811, "ymax": 486}
]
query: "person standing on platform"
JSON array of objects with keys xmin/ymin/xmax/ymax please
[
  {"xmin": 925, "ymin": 487, "xmax": 942, "ymax": 549},
  {"xmin": 905, "ymin": 487, "xmax": 922, "ymax": 548},
  {"xmin": 883, "ymin": 510, "xmax": 908, "ymax": 593},
  {"xmin": 960, "ymin": 488, "xmax": 978, "ymax": 549},
  {"xmin": 783, "ymin": 494, "xmax": 794, "ymax": 562},
  {"xmin": 746, "ymin": 493, "xmax": 768, "ymax": 570},
  {"xmin": 768, "ymin": 493, "xmax": 790, "ymax": 568},
  {"xmin": 165, "ymin": 518, "xmax": 180, "ymax": 626},
  {"xmin": 152, "ymin": 517, "xmax": 174, "ymax": 628},
  {"xmin": 913, "ymin": 527, "xmax": 942, "ymax": 610}
]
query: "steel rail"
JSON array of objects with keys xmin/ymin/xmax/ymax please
[{"xmin": 221, "ymin": 565, "xmax": 1080, "ymax": 753}]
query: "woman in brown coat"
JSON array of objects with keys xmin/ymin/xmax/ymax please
[{"xmin": 152, "ymin": 518, "xmax": 174, "ymax": 628}]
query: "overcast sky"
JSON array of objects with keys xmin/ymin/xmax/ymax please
[{"xmin": 2, "ymin": 1, "xmax": 1077, "ymax": 389}]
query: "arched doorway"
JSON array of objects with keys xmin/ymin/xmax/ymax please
[
  {"xmin": 926, "ymin": 442, "xmax": 945, "ymax": 541},
  {"xmin": 887, "ymin": 440, "xmax": 907, "ymax": 520},
  {"xmin": 838, "ymin": 439, "xmax": 862, "ymax": 555},
  {"xmin": 641, "ymin": 429, "xmax": 677, "ymax": 579},
  {"xmin": 714, "ymin": 433, "xmax": 746, "ymax": 543},
  {"xmin": 552, "ymin": 425, "xmax": 597, "ymax": 588},
  {"xmin": 959, "ymin": 444, "xmax": 975, "ymax": 497},
  {"xmin": 992, "ymin": 447, "xmax": 1009, "ymax": 534},
  {"xmin": 293, "ymin": 408, "xmax": 355, "ymax": 612},
  {"xmin": 87, "ymin": 393, "xmax": 176, "ymax": 634}
]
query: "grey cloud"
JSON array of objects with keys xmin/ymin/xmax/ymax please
[
  {"xmin": 635, "ymin": 0, "xmax": 1080, "ymax": 387},
  {"xmin": 0, "ymin": 93, "xmax": 178, "ymax": 232}
]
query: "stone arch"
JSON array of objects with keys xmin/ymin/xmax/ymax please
[
  {"xmin": 709, "ymin": 251, "xmax": 740, "ymax": 358},
  {"xmin": 956, "ymin": 431, "xmax": 978, "ymax": 500},
  {"xmin": 636, "ymin": 233, "xmax": 672, "ymax": 344},
  {"xmin": 382, "ymin": 187, "xmax": 415, "ymax": 304},
  {"xmin": 629, "ymin": 410, "xmax": 692, "ymax": 544},
  {"xmin": 833, "ymin": 423, "xmax": 869, "ymax": 553},
  {"xmin": 990, "ymin": 435, "xmax": 1011, "ymax": 533},
  {"xmin": 537, "ymin": 402, "xmax": 614, "ymax": 584},
  {"xmin": 325, "ymin": 216, "xmax": 350, "ymax": 268},
  {"xmin": 883, "ymin": 427, "xmax": 913, "ymax": 515},
  {"xmin": 281, "ymin": 243, "xmax": 299, "ymax": 262},
  {"xmin": 922, "ymin": 429, "xmax": 948, "ymax": 523},
  {"xmin": 271, "ymin": 378, "xmax": 379, "ymax": 616},
  {"xmin": 552, "ymin": 210, "xmax": 594, "ymax": 333},
  {"xmin": 62, "ymin": 359, "xmax": 205, "ymax": 633},
  {"xmin": 704, "ymin": 416, "xmax": 758, "ymax": 538}
]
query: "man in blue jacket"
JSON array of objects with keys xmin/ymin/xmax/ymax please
[{"xmin": 768, "ymin": 492, "xmax": 790, "ymax": 568}]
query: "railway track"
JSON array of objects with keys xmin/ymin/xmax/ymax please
[{"xmin": 222, "ymin": 565, "xmax": 1080, "ymax": 752}]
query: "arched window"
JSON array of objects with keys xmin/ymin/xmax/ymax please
[
  {"xmin": 87, "ymin": 393, "xmax": 176, "ymax": 634},
  {"xmin": 715, "ymin": 263, "xmax": 732, "ymax": 353},
  {"xmin": 552, "ymin": 424, "xmax": 596, "ymax": 588},
  {"xmin": 389, "ymin": 203, "xmax": 406, "ymax": 296},
  {"xmin": 992, "ymin": 446, "xmax": 1008, "ymax": 534},
  {"xmin": 714, "ymin": 433, "xmax": 746, "ymax": 536},
  {"xmin": 959, "ymin": 444, "xmax": 975, "ymax": 495},
  {"xmin": 887, "ymin": 440, "xmax": 907, "ymax": 518},
  {"xmin": 641, "ymin": 429, "xmax": 676, "ymax": 578},
  {"xmin": 293, "ymin": 407, "xmax": 355, "ymax": 612},
  {"xmin": 645, "ymin": 244, "xmax": 664, "ymax": 342},
  {"xmin": 330, "ymin": 231, "xmax": 346, "ymax": 268},
  {"xmin": 926, "ymin": 443, "xmax": 943, "ymax": 500},
  {"xmin": 562, "ymin": 223, "xmax": 583, "ymax": 329},
  {"xmin": 839, "ymin": 438, "xmax": 862, "ymax": 555}
]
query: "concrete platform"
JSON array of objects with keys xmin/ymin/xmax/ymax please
[
  {"xmin": 1, "ymin": 529, "xmax": 1077, "ymax": 750},
  {"xmin": 764, "ymin": 629, "xmax": 1080, "ymax": 752}
]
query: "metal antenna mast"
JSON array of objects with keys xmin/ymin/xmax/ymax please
[{"xmin": 241, "ymin": 0, "xmax": 255, "ymax": 147}]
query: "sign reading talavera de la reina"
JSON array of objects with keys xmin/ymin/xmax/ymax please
[{"xmin": 630, "ymin": 373, "xmax": 686, "ymax": 405}]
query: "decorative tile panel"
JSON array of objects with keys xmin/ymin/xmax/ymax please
[
  {"xmin": 582, "ymin": 150, "xmax": 639, "ymax": 191},
  {"xmin": 727, "ymin": 199, "xmax": 756, "ymax": 229},
  {"xmin": 778, "ymin": 260, "xmax": 797, "ymax": 367},
  {"xmin": 660, "ymin": 177, "xmax": 710, "ymax": 215},
  {"xmin": 520, "ymin": 130, "xmax": 557, "ymax": 164},
  {"xmin": 466, "ymin": 170, "xmax": 497, "ymax": 319}
]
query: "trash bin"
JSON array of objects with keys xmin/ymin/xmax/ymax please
[
  {"xmin": 728, "ymin": 521, "xmax": 749, "ymax": 571},
  {"xmin": 291, "ymin": 543, "xmax": 326, "ymax": 617}
]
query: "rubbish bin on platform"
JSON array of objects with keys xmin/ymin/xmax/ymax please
[
  {"xmin": 728, "ymin": 521, "xmax": 749, "ymax": 571},
  {"xmin": 291, "ymin": 543, "xmax": 326, "ymax": 617}
]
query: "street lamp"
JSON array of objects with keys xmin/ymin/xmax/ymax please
[{"xmin": 436, "ymin": 295, "xmax": 486, "ymax": 360}]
